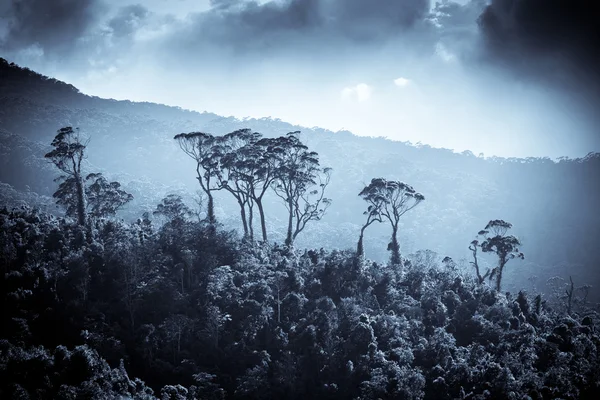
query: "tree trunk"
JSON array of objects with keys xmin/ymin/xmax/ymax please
[
  {"xmin": 181, "ymin": 269, "xmax": 184, "ymax": 294},
  {"xmin": 238, "ymin": 200, "xmax": 248, "ymax": 238},
  {"xmin": 357, "ymin": 225, "xmax": 367, "ymax": 257},
  {"xmin": 356, "ymin": 234, "xmax": 364, "ymax": 257},
  {"xmin": 248, "ymin": 204, "xmax": 254, "ymax": 241},
  {"xmin": 207, "ymin": 192, "xmax": 216, "ymax": 225},
  {"xmin": 389, "ymin": 226, "xmax": 401, "ymax": 265},
  {"xmin": 74, "ymin": 173, "xmax": 87, "ymax": 226},
  {"xmin": 256, "ymin": 199, "xmax": 268, "ymax": 242},
  {"xmin": 285, "ymin": 199, "xmax": 294, "ymax": 246},
  {"xmin": 496, "ymin": 259, "xmax": 506, "ymax": 291}
]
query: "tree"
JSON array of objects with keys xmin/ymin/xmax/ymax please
[
  {"xmin": 271, "ymin": 132, "xmax": 332, "ymax": 246},
  {"xmin": 217, "ymin": 129, "xmax": 262, "ymax": 240},
  {"xmin": 153, "ymin": 194, "xmax": 192, "ymax": 227},
  {"xmin": 85, "ymin": 173, "xmax": 133, "ymax": 219},
  {"xmin": 358, "ymin": 178, "xmax": 424, "ymax": 265},
  {"xmin": 174, "ymin": 132, "xmax": 221, "ymax": 226},
  {"xmin": 356, "ymin": 203, "xmax": 383, "ymax": 258},
  {"xmin": 468, "ymin": 239, "xmax": 491, "ymax": 284},
  {"xmin": 53, "ymin": 176, "xmax": 82, "ymax": 220},
  {"xmin": 45, "ymin": 127, "xmax": 87, "ymax": 226},
  {"xmin": 52, "ymin": 173, "xmax": 133, "ymax": 221},
  {"xmin": 222, "ymin": 136, "xmax": 282, "ymax": 242},
  {"xmin": 153, "ymin": 194, "xmax": 192, "ymax": 255},
  {"xmin": 476, "ymin": 220, "xmax": 524, "ymax": 291}
]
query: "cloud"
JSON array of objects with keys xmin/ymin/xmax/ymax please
[
  {"xmin": 107, "ymin": 4, "xmax": 151, "ymax": 39},
  {"xmin": 1, "ymin": 0, "xmax": 598, "ymax": 157},
  {"xmin": 163, "ymin": 0, "xmax": 434, "ymax": 56},
  {"xmin": 478, "ymin": 0, "xmax": 600, "ymax": 99},
  {"xmin": 0, "ymin": 0, "xmax": 104, "ymax": 56},
  {"xmin": 393, "ymin": 77, "xmax": 411, "ymax": 87},
  {"xmin": 1, "ymin": 0, "xmax": 449, "ymax": 72},
  {"xmin": 341, "ymin": 83, "xmax": 372, "ymax": 102}
]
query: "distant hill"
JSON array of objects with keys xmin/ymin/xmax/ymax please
[{"xmin": 1, "ymin": 57, "xmax": 599, "ymax": 297}]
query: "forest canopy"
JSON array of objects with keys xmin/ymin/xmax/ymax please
[{"xmin": 1, "ymin": 125, "xmax": 599, "ymax": 399}]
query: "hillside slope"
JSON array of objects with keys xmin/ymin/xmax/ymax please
[{"xmin": 1, "ymin": 57, "xmax": 599, "ymax": 295}]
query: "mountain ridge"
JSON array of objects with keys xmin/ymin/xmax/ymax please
[{"xmin": 3, "ymin": 57, "xmax": 597, "ymax": 162}]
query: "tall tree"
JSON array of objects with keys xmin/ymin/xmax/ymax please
[
  {"xmin": 358, "ymin": 178, "xmax": 424, "ymax": 265},
  {"xmin": 53, "ymin": 173, "xmax": 133, "ymax": 221},
  {"xmin": 468, "ymin": 238, "xmax": 491, "ymax": 284},
  {"xmin": 271, "ymin": 132, "xmax": 332, "ymax": 246},
  {"xmin": 217, "ymin": 129, "xmax": 262, "ymax": 240},
  {"xmin": 52, "ymin": 175, "xmax": 81, "ymax": 219},
  {"xmin": 356, "ymin": 204, "xmax": 383, "ymax": 258},
  {"xmin": 45, "ymin": 127, "xmax": 87, "ymax": 226},
  {"xmin": 251, "ymin": 138, "xmax": 281, "ymax": 242},
  {"xmin": 221, "ymin": 135, "xmax": 280, "ymax": 242},
  {"xmin": 477, "ymin": 219, "xmax": 524, "ymax": 291},
  {"xmin": 174, "ymin": 132, "xmax": 220, "ymax": 226}
]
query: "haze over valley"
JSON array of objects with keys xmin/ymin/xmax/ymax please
[{"xmin": 1, "ymin": 1, "xmax": 600, "ymax": 399}]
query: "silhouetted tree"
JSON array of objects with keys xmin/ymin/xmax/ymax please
[
  {"xmin": 45, "ymin": 127, "xmax": 87, "ymax": 225},
  {"xmin": 356, "ymin": 204, "xmax": 383, "ymax": 258},
  {"xmin": 477, "ymin": 219, "xmax": 524, "ymax": 291},
  {"xmin": 271, "ymin": 132, "xmax": 332, "ymax": 246},
  {"xmin": 217, "ymin": 129, "xmax": 262, "ymax": 240},
  {"xmin": 358, "ymin": 178, "xmax": 424, "ymax": 264},
  {"xmin": 52, "ymin": 175, "xmax": 81, "ymax": 219},
  {"xmin": 228, "ymin": 136, "xmax": 281, "ymax": 242},
  {"xmin": 174, "ymin": 132, "xmax": 220, "ymax": 226},
  {"xmin": 469, "ymin": 239, "xmax": 491, "ymax": 284}
]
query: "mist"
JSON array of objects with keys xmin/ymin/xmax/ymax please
[
  {"xmin": 2, "ymin": 0, "xmax": 598, "ymax": 158},
  {"xmin": 2, "ymin": 1, "xmax": 600, "ymax": 399}
]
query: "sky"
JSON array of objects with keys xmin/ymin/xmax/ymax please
[{"xmin": 1, "ymin": 0, "xmax": 599, "ymax": 158}]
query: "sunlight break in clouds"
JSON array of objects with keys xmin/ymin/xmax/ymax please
[
  {"xmin": 341, "ymin": 83, "xmax": 372, "ymax": 102},
  {"xmin": 393, "ymin": 77, "xmax": 411, "ymax": 87}
]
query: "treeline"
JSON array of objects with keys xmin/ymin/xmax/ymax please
[
  {"xmin": 46, "ymin": 127, "xmax": 333, "ymax": 246},
  {"xmin": 44, "ymin": 126, "xmax": 530, "ymax": 293},
  {"xmin": 173, "ymin": 129, "xmax": 331, "ymax": 245},
  {"xmin": 45, "ymin": 126, "xmax": 419, "ymax": 265}
]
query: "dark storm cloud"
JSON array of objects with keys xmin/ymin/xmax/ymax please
[
  {"xmin": 107, "ymin": 4, "xmax": 150, "ymax": 38},
  {"xmin": 478, "ymin": 0, "xmax": 600, "ymax": 96},
  {"xmin": 0, "ymin": 0, "xmax": 104, "ymax": 56},
  {"xmin": 179, "ymin": 0, "xmax": 433, "ymax": 52}
]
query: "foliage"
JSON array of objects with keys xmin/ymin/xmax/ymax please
[
  {"xmin": 55, "ymin": 173, "xmax": 133, "ymax": 221},
  {"xmin": 175, "ymin": 129, "xmax": 331, "ymax": 245},
  {"xmin": 45, "ymin": 127, "xmax": 88, "ymax": 225},
  {"xmin": 359, "ymin": 178, "xmax": 424, "ymax": 264},
  {"xmin": 1, "ymin": 205, "xmax": 599, "ymax": 399},
  {"xmin": 3, "ymin": 58, "xmax": 600, "ymax": 296},
  {"xmin": 174, "ymin": 131, "xmax": 220, "ymax": 225},
  {"xmin": 471, "ymin": 220, "xmax": 525, "ymax": 291},
  {"xmin": 269, "ymin": 132, "xmax": 332, "ymax": 246}
]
